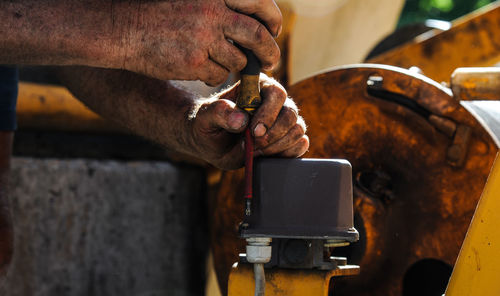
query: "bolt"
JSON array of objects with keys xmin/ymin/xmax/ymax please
[{"xmin": 367, "ymin": 76, "xmax": 384, "ymax": 89}]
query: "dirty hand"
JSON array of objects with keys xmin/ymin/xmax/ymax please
[
  {"xmin": 188, "ymin": 74, "xmax": 309, "ymax": 170},
  {"xmin": 117, "ymin": 0, "xmax": 282, "ymax": 85}
]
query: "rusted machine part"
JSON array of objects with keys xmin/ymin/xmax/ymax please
[
  {"xmin": 451, "ymin": 68, "xmax": 500, "ymax": 101},
  {"xmin": 0, "ymin": 132, "xmax": 14, "ymax": 276},
  {"xmin": 228, "ymin": 263, "xmax": 359, "ymax": 296},
  {"xmin": 211, "ymin": 64, "xmax": 499, "ymax": 295},
  {"xmin": 368, "ymin": 2, "xmax": 500, "ymax": 83},
  {"xmin": 16, "ymin": 82, "xmax": 123, "ymax": 133}
]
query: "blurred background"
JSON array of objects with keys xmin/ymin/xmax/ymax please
[
  {"xmin": 399, "ymin": 0, "xmax": 496, "ymax": 27},
  {"xmin": 2, "ymin": 1, "xmax": 499, "ymax": 296}
]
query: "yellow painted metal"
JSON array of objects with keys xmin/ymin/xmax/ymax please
[
  {"xmin": 445, "ymin": 153, "xmax": 500, "ymax": 296},
  {"xmin": 17, "ymin": 82, "xmax": 123, "ymax": 133},
  {"xmin": 368, "ymin": 2, "xmax": 500, "ymax": 83},
  {"xmin": 228, "ymin": 263, "xmax": 359, "ymax": 296}
]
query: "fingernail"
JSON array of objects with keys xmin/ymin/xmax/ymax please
[
  {"xmin": 228, "ymin": 111, "xmax": 248, "ymax": 130},
  {"xmin": 263, "ymin": 64, "xmax": 274, "ymax": 71},
  {"xmin": 275, "ymin": 25, "xmax": 282, "ymax": 38},
  {"xmin": 254, "ymin": 123, "xmax": 267, "ymax": 137}
]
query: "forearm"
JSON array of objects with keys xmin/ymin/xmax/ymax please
[
  {"xmin": 56, "ymin": 67, "xmax": 200, "ymax": 156},
  {"xmin": 0, "ymin": 1, "xmax": 132, "ymax": 68}
]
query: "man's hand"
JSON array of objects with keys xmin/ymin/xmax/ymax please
[
  {"xmin": 119, "ymin": 0, "xmax": 282, "ymax": 85},
  {"xmin": 0, "ymin": 0, "xmax": 281, "ymax": 86},
  {"xmin": 188, "ymin": 74, "xmax": 309, "ymax": 169},
  {"xmin": 59, "ymin": 68, "xmax": 306, "ymax": 170}
]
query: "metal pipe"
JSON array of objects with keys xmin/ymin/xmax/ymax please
[
  {"xmin": 246, "ymin": 237, "xmax": 272, "ymax": 296},
  {"xmin": 253, "ymin": 263, "xmax": 265, "ymax": 296}
]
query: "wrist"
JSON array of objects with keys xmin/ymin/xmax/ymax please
[
  {"xmin": 150, "ymin": 82, "xmax": 206, "ymax": 158},
  {"xmin": 180, "ymin": 96, "xmax": 211, "ymax": 157}
]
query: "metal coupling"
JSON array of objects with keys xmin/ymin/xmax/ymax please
[{"xmin": 246, "ymin": 237, "xmax": 272, "ymax": 264}]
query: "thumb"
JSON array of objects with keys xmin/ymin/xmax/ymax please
[{"xmin": 197, "ymin": 99, "xmax": 249, "ymax": 133}]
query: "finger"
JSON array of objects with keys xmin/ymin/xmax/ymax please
[
  {"xmin": 279, "ymin": 135, "xmax": 310, "ymax": 158},
  {"xmin": 256, "ymin": 122, "xmax": 306, "ymax": 156},
  {"xmin": 209, "ymin": 41, "xmax": 247, "ymax": 73},
  {"xmin": 196, "ymin": 99, "xmax": 249, "ymax": 133},
  {"xmin": 225, "ymin": 0, "xmax": 282, "ymax": 37},
  {"xmin": 223, "ymin": 13, "xmax": 280, "ymax": 71},
  {"xmin": 254, "ymin": 106, "xmax": 297, "ymax": 148},
  {"xmin": 200, "ymin": 59, "xmax": 230, "ymax": 86},
  {"xmin": 250, "ymin": 78, "xmax": 288, "ymax": 137}
]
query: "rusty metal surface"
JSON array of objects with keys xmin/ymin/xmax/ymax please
[
  {"xmin": 210, "ymin": 64, "xmax": 499, "ymax": 295},
  {"xmin": 368, "ymin": 2, "xmax": 500, "ymax": 83},
  {"xmin": 0, "ymin": 132, "xmax": 14, "ymax": 276},
  {"xmin": 451, "ymin": 68, "xmax": 500, "ymax": 101}
]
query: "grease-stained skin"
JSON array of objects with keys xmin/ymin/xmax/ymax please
[
  {"xmin": 58, "ymin": 68, "xmax": 308, "ymax": 170},
  {"xmin": 0, "ymin": 0, "xmax": 282, "ymax": 86}
]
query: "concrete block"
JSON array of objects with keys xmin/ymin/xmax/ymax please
[{"xmin": 0, "ymin": 158, "xmax": 207, "ymax": 296}]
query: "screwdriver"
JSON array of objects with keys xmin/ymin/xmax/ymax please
[{"xmin": 236, "ymin": 48, "xmax": 262, "ymax": 217}]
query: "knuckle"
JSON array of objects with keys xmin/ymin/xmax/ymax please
[
  {"xmin": 298, "ymin": 135, "xmax": 309, "ymax": 148},
  {"xmin": 235, "ymin": 55, "xmax": 247, "ymax": 71},
  {"xmin": 285, "ymin": 137, "xmax": 309, "ymax": 158},
  {"xmin": 297, "ymin": 137, "xmax": 310, "ymax": 156},
  {"xmin": 218, "ymin": 71, "xmax": 230, "ymax": 84},
  {"xmin": 212, "ymin": 99, "xmax": 229, "ymax": 113},
  {"xmin": 207, "ymin": 70, "xmax": 229, "ymax": 86},
  {"xmin": 187, "ymin": 51, "xmax": 207, "ymax": 69},
  {"xmin": 267, "ymin": 85, "xmax": 287, "ymax": 101},
  {"xmin": 290, "ymin": 124, "xmax": 305, "ymax": 139},
  {"xmin": 227, "ymin": 54, "xmax": 246, "ymax": 72},
  {"xmin": 205, "ymin": 79, "xmax": 219, "ymax": 87},
  {"xmin": 214, "ymin": 75, "xmax": 228, "ymax": 86},
  {"xmin": 254, "ymin": 23, "xmax": 268, "ymax": 43},
  {"xmin": 261, "ymin": 43, "xmax": 280, "ymax": 69},
  {"xmin": 281, "ymin": 107, "xmax": 298, "ymax": 126},
  {"xmin": 254, "ymin": 137, "xmax": 269, "ymax": 149},
  {"xmin": 202, "ymin": 99, "xmax": 224, "ymax": 116}
]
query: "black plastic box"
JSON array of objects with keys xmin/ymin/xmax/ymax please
[{"xmin": 241, "ymin": 158, "xmax": 358, "ymax": 242}]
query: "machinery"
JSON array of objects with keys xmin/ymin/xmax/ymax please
[
  {"xmin": 214, "ymin": 63, "xmax": 500, "ymax": 296},
  {"xmin": 234, "ymin": 158, "xmax": 360, "ymax": 296},
  {"xmin": 211, "ymin": 3, "xmax": 500, "ymax": 295},
  {"xmin": 234, "ymin": 45, "xmax": 360, "ymax": 296},
  {"xmin": 0, "ymin": 2, "xmax": 499, "ymax": 296}
]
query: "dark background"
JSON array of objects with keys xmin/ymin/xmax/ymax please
[{"xmin": 398, "ymin": 0, "xmax": 497, "ymax": 26}]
